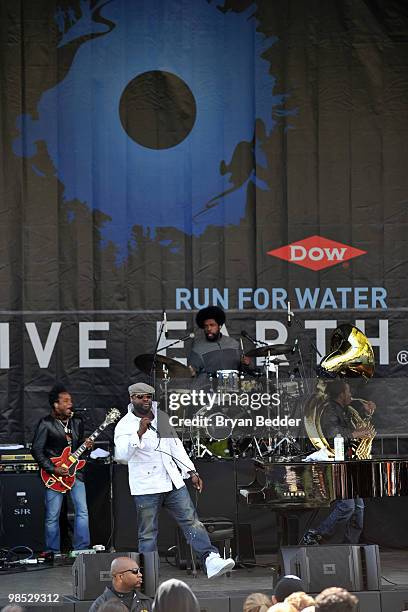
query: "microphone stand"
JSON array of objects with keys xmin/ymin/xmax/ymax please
[
  {"xmin": 150, "ymin": 318, "xmax": 166, "ymax": 395},
  {"xmin": 289, "ymin": 311, "xmax": 324, "ymax": 393},
  {"xmin": 285, "ymin": 308, "xmax": 325, "ymax": 455},
  {"xmin": 156, "ymin": 334, "xmax": 194, "ymax": 352},
  {"xmin": 108, "ymin": 441, "xmax": 116, "ymax": 552}
]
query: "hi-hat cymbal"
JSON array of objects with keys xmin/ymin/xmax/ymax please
[
  {"xmin": 245, "ymin": 344, "xmax": 293, "ymax": 358},
  {"xmin": 134, "ymin": 353, "xmax": 191, "ymax": 378}
]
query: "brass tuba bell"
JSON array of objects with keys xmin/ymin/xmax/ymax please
[
  {"xmin": 319, "ymin": 324, "xmax": 375, "ymax": 380},
  {"xmin": 304, "ymin": 324, "xmax": 376, "ymax": 459}
]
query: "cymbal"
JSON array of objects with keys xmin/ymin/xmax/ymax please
[
  {"xmin": 245, "ymin": 344, "xmax": 293, "ymax": 358},
  {"xmin": 134, "ymin": 353, "xmax": 191, "ymax": 378}
]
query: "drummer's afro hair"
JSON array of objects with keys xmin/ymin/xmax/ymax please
[{"xmin": 196, "ymin": 306, "xmax": 226, "ymax": 329}]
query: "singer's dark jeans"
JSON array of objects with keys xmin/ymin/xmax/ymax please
[{"xmin": 133, "ymin": 485, "xmax": 218, "ymax": 563}]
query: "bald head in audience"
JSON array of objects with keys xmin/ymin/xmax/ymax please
[{"xmin": 110, "ymin": 556, "xmax": 143, "ymax": 593}]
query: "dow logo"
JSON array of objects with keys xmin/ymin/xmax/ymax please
[{"xmin": 267, "ymin": 235, "xmax": 366, "ymax": 271}]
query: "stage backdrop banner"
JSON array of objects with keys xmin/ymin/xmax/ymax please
[{"xmin": 0, "ymin": 0, "xmax": 408, "ymax": 442}]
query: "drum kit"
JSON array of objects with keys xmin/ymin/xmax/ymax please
[{"xmin": 133, "ymin": 339, "xmax": 306, "ymax": 460}]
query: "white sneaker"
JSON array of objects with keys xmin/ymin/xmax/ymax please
[{"xmin": 205, "ymin": 552, "xmax": 235, "ymax": 579}]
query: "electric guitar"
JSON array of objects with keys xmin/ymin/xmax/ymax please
[{"xmin": 40, "ymin": 408, "xmax": 121, "ymax": 493}]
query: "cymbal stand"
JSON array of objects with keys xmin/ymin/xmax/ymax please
[
  {"xmin": 267, "ymin": 354, "xmax": 301, "ymax": 457},
  {"xmin": 160, "ymin": 364, "xmax": 170, "ymax": 413},
  {"xmin": 263, "ymin": 350, "xmax": 277, "ymax": 452}
]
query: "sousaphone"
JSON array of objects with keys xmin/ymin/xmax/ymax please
[
  {"xmin": 319, "ymin": 324, "xmax": 375, "ymax": 380},
  {"xmin": 304, "ymin": 324, "xmax": 375, "ymax": 458}
]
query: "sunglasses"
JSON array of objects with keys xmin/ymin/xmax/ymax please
[
  {"xmin": 117, "ymin": 567, "xmax": 142, "ymax": 576},
  {"xmin": 134, "ymin": 394, "xmax": 153, "ymax": 400}
]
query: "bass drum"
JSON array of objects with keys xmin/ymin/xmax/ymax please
[
  {"xmin": 205, "ymin": 412, "xmax": 233, "ymax": 440},
  {"xmin": 192, "ymin": 406, "xmax": 233, "ymax": 440},
  {"xmin": 192, "ymin": 406, "xmax": 233, "ymax": 458}
]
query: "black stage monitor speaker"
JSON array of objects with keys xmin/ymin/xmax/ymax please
[
  {"xmin": 279, "ymin": 544, "xmax": 381, "ymax": 593},
  {"xmin": 72, "ymin": 551, "xmax": 159, "ymax": 600}
]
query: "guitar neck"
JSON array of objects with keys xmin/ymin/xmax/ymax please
[{"xmin": 71, "ymin": 422, "xmax": 108, "ymax": 460}]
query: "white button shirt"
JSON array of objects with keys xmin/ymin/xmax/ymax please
[{"xmin": 114, "ymin": 402, "xmax": 197, "ymax": 495}]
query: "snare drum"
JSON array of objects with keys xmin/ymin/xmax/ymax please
[
  {"xmin": 240, "ymin": 374, "xmax": 262, "ymax": 393},
  {"xmin": 215, "ymin": 370, "xmax": 240, "ymax": 393},
  {"xmin": 280, "ymin": 380, "xmax": 303, "ymax": 398}
]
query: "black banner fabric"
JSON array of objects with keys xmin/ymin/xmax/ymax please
[{"xmin": 0, "ymin": 0, "xmax": 408, "ymax": 442}]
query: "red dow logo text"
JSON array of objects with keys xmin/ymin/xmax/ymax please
[{"xmin": 267, "ymin": 235, "xmax": 366, "ymax": 271}]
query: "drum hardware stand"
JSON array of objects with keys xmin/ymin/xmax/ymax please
[
  {"xmin": 151, "ymin": 334, "xmax": 191, "ymax": 414},
  {"xmin": 257, "ymin": 352, "xmax": 273, "ymax": 451},
  {"xmin": 264, "ymin": 355, "xmax": 302, "ymax": 458},
  {"xmin": 264, "ymin": 354, "xmax": 285, "ymax": 454},
  {"xmin": 238, "ymin": 436, "xmax": 264, "ymax": 459},
  {"xmin": 159, "ymin": 365, "xmax": 170, "ymax": 413},
  {"xmin": 192, "ymin": 427, "xmax": 214, "ymax": 459}
]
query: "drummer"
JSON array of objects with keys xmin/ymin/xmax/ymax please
[{"xmin": 188, "ymin": 306, "xmax": 251, "ymax": 382}]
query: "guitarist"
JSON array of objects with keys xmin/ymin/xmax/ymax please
[{"xmin": 31, "ymin": 383, "xmax": 93, "ymax": 553}]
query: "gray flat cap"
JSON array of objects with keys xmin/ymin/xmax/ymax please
[{"xmin": 128, "ymin": 382, "xmax": 155, "ymax": 396}]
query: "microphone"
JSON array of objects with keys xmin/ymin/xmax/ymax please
[
  {"xmin": 73, "ymin": 408, "xmax": 87, "ymax": 413},
  {"xmin": 287, "ymin": 300, "xmax": 292, "ymax": 327},
  {"xmin": 163, "ymin": 311, "xmax": 168, "ymax": 339},
  {"xmin": 181, "ymin": 332, "xmax": 195, "ymax": 341},
  {"xmin": 241, "ymin": 330, "xmax": 257, "ymax": 344},
  {"xmin": 292, "ymin": 338, "xmax": 299, "ymax": 353},
  {"xmin": 147, "ymin": 423, "xmax": 158, "ymax": 433}
]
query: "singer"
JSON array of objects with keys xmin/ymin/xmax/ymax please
[
  {"xmin": 114, "ymin": 382, "xmax": 235, "ymax": 579},
  {"xmin": 188, "ymin": 306, "xmax": 251, "ymax": 379},
  {"xmin": 31, "ymin": 384, "xmax": 93, "ymax": 553}
]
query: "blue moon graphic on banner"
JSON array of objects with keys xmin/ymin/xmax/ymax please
[{"xmin": 13, "ymin": 0, "xmax": 293, "ymax": 260}]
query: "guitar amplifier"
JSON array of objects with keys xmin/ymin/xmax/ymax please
[
  {"xmin": 72, "ymin": 551, "xmax": 159, "ymax": 600},
  {"xmin": 0, "ymin": 473, "xmax": 45, "ymax": 550},
  {"xmin": 0, "ymin": 449, "xmax": 38, "ymax": 473}
]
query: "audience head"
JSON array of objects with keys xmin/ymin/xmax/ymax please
[
  {"xmin": 153, "ymin": 578, "xmax": 200, "ymax": 612},
  {"xmin": 243, "ymin": 592, "xmax": 272, "ymax": 612},
  {"xmin": 314, "ymin": 587, "xmax": 358, "ymax": 612},
  {"xmin": 0, "ymin": 607, "xmax": 26, "ymax": 612},
  {"xmin": 267, "ymin": 603, "xmax": 298, "ymax": 612},
  {"xmin": 272, "ymin": 575, "xmax": 305, "ymax": 604},
  {"xmin": 110, "ymin": 556, "xmax": 143, "ymax": 593},
  {"xmin": 285, "ymin": 591, "xmax": 315, "ymax": 610}
]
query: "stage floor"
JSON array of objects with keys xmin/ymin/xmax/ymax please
[{"xmin": 0, "ymin": 550, "xmax": 408, "ymax": 609}]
